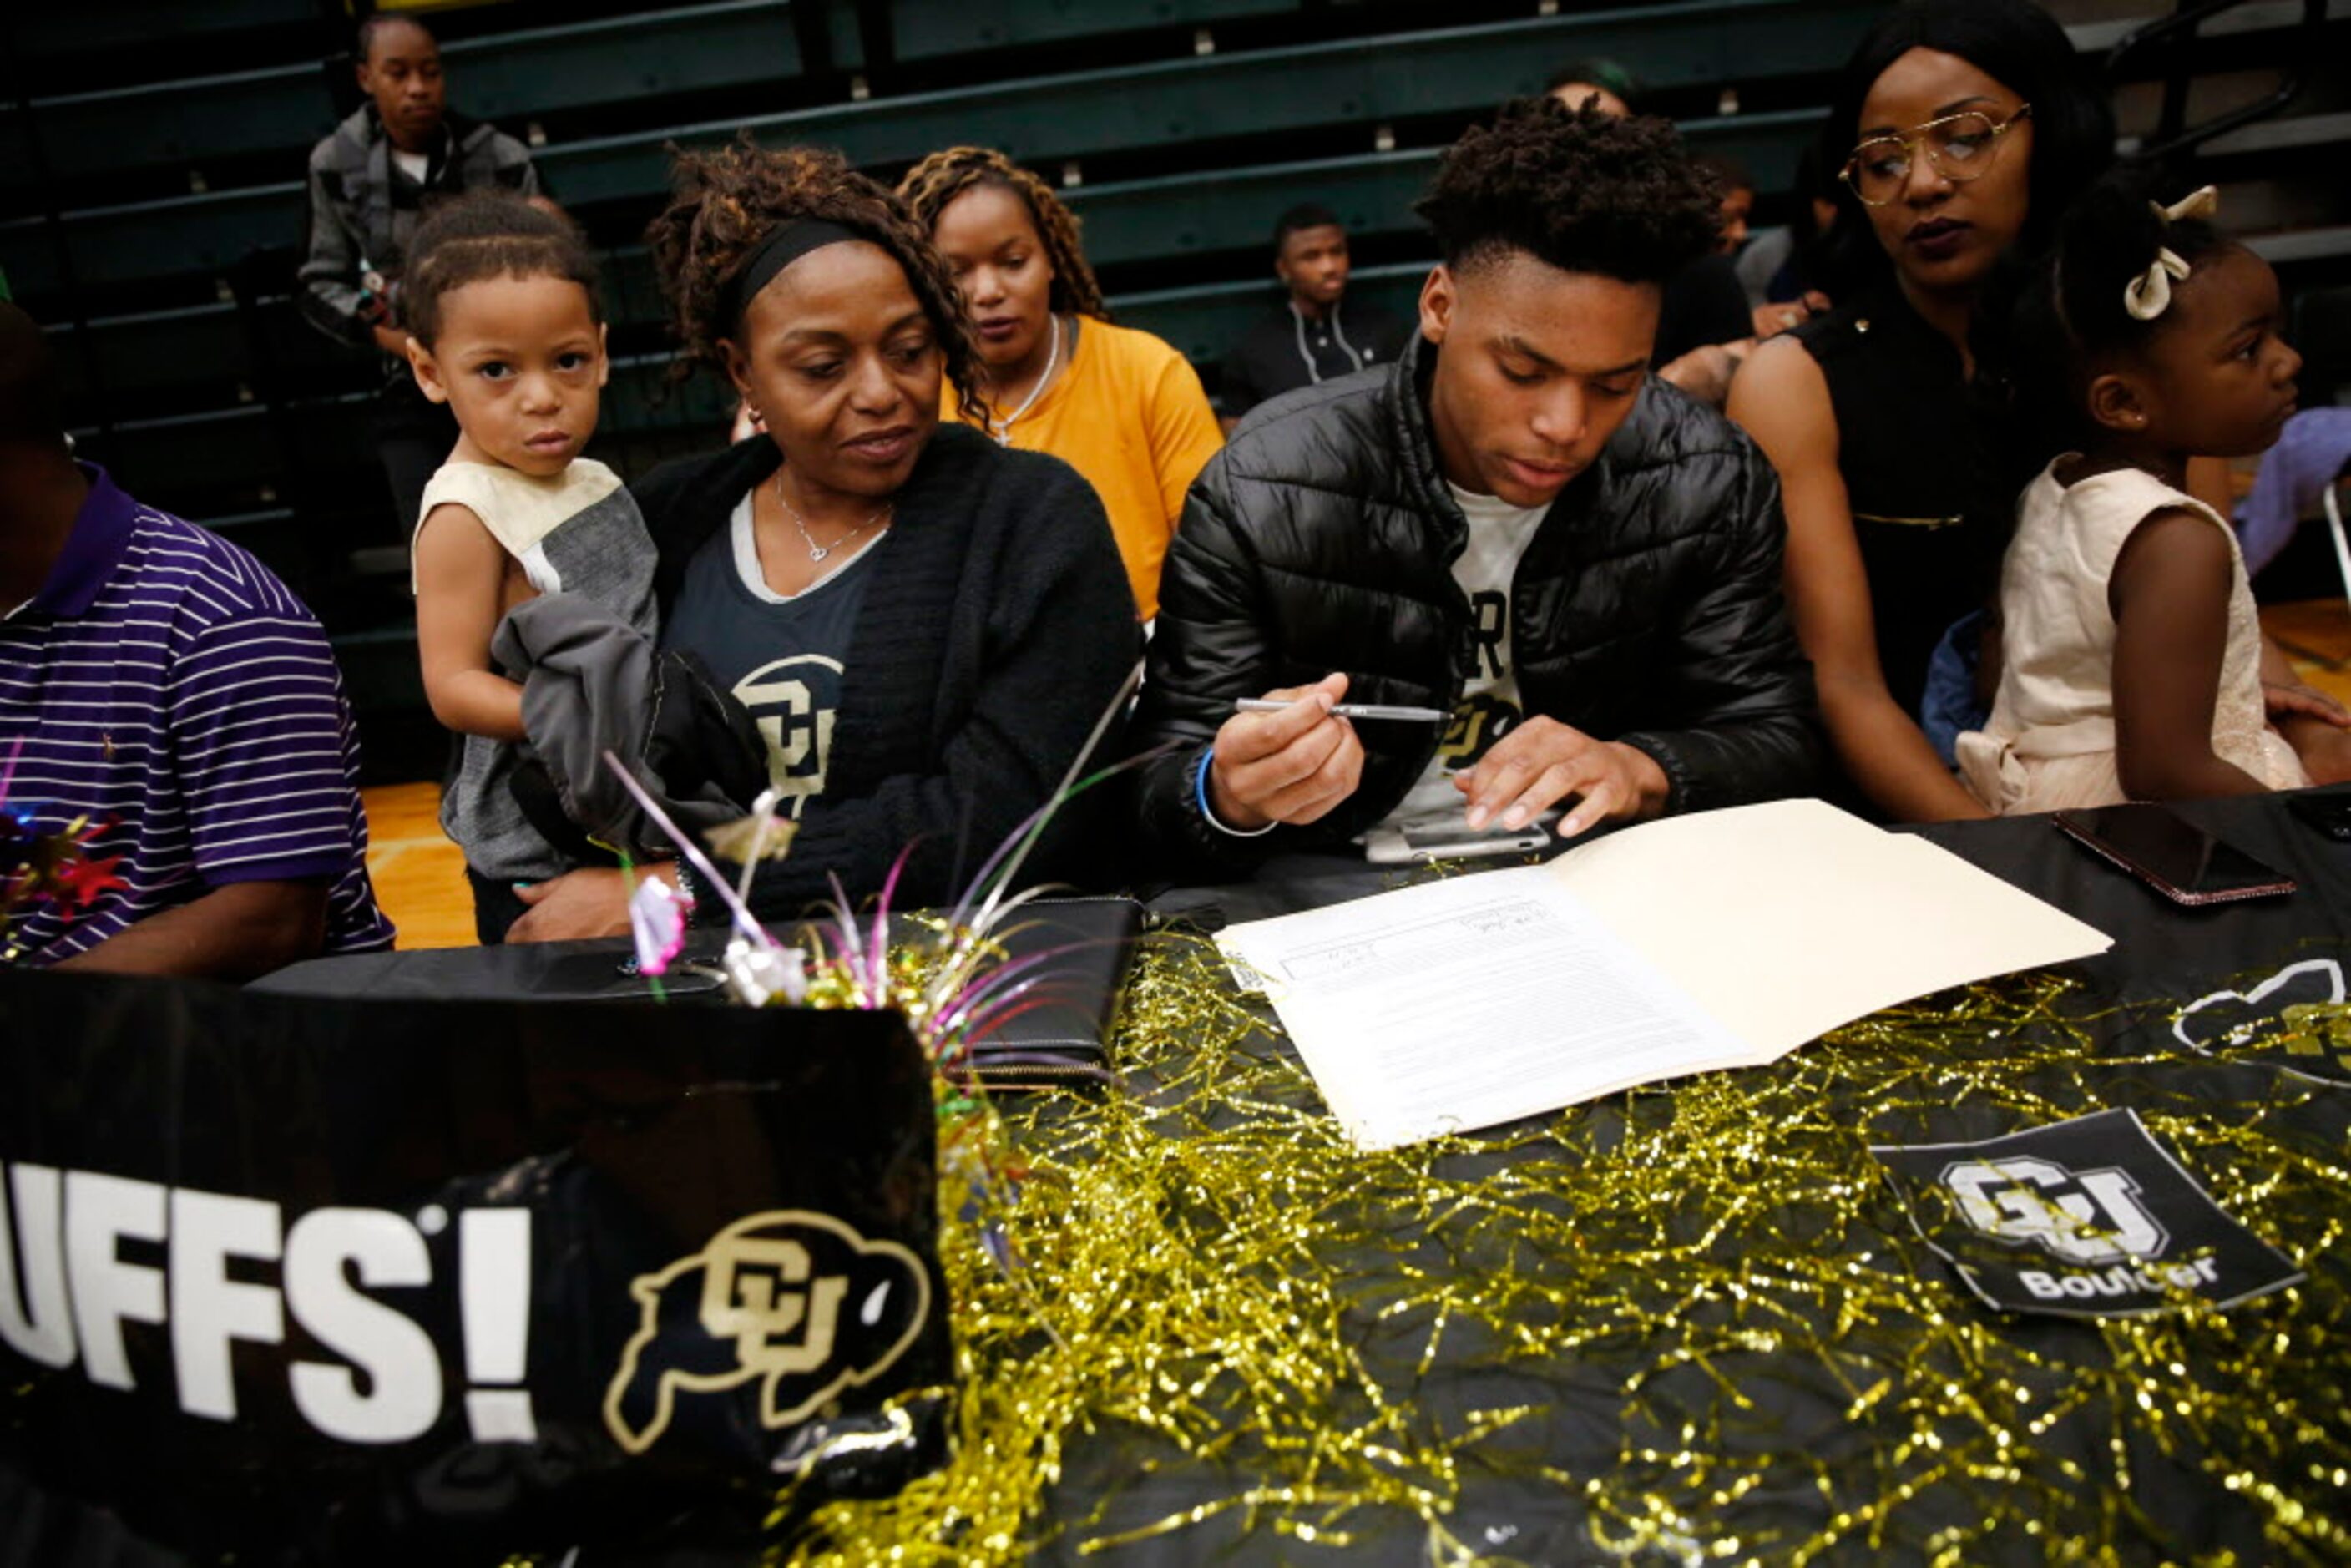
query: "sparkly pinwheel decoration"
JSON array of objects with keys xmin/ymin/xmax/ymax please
[{"xmin": 599, "ymin": 660, "xmax": 1161, "ymax": 1085}]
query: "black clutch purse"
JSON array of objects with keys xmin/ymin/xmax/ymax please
[{"xmin": 927, "ymin": 895, "xmax": 1142, "ymax": 1090}]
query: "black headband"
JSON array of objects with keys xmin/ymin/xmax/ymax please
[{"xmin": 717, "ymin": 219, "xmax": 867, "ymax": 327}]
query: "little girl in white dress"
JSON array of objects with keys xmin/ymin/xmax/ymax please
[{"xmin": 1959, "ymin": 180, "xmax": 2311, "ymax": 814}]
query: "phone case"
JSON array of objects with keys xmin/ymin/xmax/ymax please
[
  {"xmin": 2051, "ymin": 813, "xmax": 2296, "ymax": 906},
  {"xmin": 1363, "ymin": 828, "xmax": 1550, "ymax": 864}
]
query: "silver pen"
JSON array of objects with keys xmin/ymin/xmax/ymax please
[{"xmin": 1233, "ymin": 698, "xmax": 1448, "ymax": 722}]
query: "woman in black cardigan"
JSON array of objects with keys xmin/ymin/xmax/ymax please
[{"xmin": 507, "ymin": 140, "xmax": 1137, "ymax": 940}]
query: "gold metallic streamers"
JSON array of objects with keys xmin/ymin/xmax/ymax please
[{"xmin": 759, "ymin": 934, "xmax": 2350, "ymax": 1565}]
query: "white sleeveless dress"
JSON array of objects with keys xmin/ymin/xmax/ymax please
[{"xmin": 1956, "ymin": 459, "xmax": 2305, "ymax": 815}]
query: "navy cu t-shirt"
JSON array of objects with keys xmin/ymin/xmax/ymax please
[{"xmin": 663, "ymin": 495, "xmax": 871, "ymax": 818}]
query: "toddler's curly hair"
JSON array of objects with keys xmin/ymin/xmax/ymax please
[{"xmin": 402, "ymin": 190, "xmax": 599, "ymax": 346}]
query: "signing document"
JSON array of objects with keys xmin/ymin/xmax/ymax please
[{"xmin": 1216, "ymin": 799, "xmax": 2111, "ymax": 1150}]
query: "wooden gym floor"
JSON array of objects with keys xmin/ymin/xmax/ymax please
[
  {"xmin": 359, "ymin": 779, "xmax": 476, "ymax": 950},
  {"xmin": 356, "ymin": 600, "xmax": 2351, "ymax": 951}
]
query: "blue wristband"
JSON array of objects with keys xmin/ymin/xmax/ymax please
[{"xmin": 1196, "ymin": 746, "xmax": 1277, "ymax": 837}]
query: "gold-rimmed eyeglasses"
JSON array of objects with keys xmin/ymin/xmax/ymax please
[{"xmin": 1840, "ymin": 104, "xmax": 2032, "ymax": 207}]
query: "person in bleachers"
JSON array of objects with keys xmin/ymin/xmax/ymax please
[
  {"xmin": 1543, "ymin": 57, "xmax": 1636, "ymax": 120},
  {"xmin": 1127, "ymin": 102, "xmax": 1820, "ymax": 876},
  {"xmin": 1218, "ymin": 203, "xmax": 1413, "ymax": 431},
  {"xmin": 1725, "ymin": 0, "xmax": 2117, "ymax": 822},
  {"xmin": 299, "ymin": 13, "xmax": 542, "ymax": 539},
  {"xmin": 1699, "ymin": 154, "xmax": 1755, "ymax": 261},
  {"xmin": 500, "ymin": 140, "xmax": 1138, "ymax": 942},
  {"xmin": 1546, "ymin": 59, "xmax": 1752, "ymax": 407},
  {"xmin": 0, "ymin": 303, "xmax": 393, "ymax": 974},
  {"xmin": 898, "ymin": 148, "xmax": 1224, "ymax": 621},
  {"xmin": 1699, "ymin": 152, "xmax": 1831, "ymax": 345},
  {"xmin": 1734, "ymin": 142, "xmax": 1848, "ymax": 326}
]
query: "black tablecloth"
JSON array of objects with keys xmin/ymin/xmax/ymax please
[
  {"xmin": 1148, "ymin": 792, "xmax": 2351, "ymax": 995},
  {"xmin": 12, "ymin": 793, "xmax": 2351, "ymax": 1565},
  {"xmin": 253, "ymin": 792, "xmax": 2351, "ymax": 1019},
  {"xmin": 1019, "ymin": 793, "xmax": 2351, "ymax": 1565}
]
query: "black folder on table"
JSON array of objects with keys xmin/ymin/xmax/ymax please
[{"xmin": 250, "ymin": 896, "xmax": 1144, "ymax": 1080}]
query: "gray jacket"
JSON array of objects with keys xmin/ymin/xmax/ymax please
[
  {"xmin": 442, "ymin": 477, "xmax": 656, "ymax": 879},
  {"xmin": 298, "ymin": 106, "xmax": 540, "ymax": 350},
  {"xmin": 491, "ymin": 595, "xmax": 756, "ymax": 867}
]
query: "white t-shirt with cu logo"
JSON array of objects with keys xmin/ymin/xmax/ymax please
[{"xmin": 1376, "ymin": 482, "xmax": 1547, "ymax": 832}]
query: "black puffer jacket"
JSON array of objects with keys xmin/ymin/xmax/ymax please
[{"xmin": 1132, "ymin": 331, "xmax": 1822, "ymax": 875}]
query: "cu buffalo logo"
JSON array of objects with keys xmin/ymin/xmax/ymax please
[
  {"xmin": 1941, "ymin": 1156, "xmax": 2168, "ymax": 1266},
  {"xmin": 2172, "ymin": 959, "xmax": 2351, "ymax": 1085},
  {"xmin": 603, "ymin": 1211, "xmax": 931, "ymax": 1455}
]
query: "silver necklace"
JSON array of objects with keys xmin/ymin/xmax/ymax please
[
  {"xmin": 773, "ymin": 473, "xmax": 889, "ymax": 564},
  {"xmin": 986, "ymin": 313, "xmax": 1060, "ymax": 445}
]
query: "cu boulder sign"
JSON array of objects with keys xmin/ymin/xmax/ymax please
[
  {"xmin": 1873, "ymin": 1107, "xmax": 2302, "ymax": 1318},
  {"xmin": 0, "ymin": 973, "xmax": 951, "ymax": 1562}
]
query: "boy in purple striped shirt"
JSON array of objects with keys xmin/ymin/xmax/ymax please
[{"xmin": 0, "ymin": 304, "xmax": 393, "ymax": 974}]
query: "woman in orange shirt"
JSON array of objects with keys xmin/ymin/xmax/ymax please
[{"xmin": 899, "ymin": 148, "xmax": 1223, "ymax": 620}]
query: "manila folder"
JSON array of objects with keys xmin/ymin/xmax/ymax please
[{"xmin": 1216, "ymin": 799, "xmax": 2110, "ymax": 1150}]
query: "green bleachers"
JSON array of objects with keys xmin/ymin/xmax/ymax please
[
  {"xmin": 1064, "ymin": 108, "xmax": 1823, "ymax": 270},
  {"xmin": 48, "ymin": 291, "xmax": 362, "ymax": 410},
  {"xmin": 8, "ymin": 0, "xmax": 318, "ymax": 59},
  {"xmin": 26, "ymin": 63, "xmax": 338, "ymax": 187},
  {"xmin": 41, "ymin": 99, "xmax": 1825, "ymax": 467},
  {"xmin": 437, "ymin": 0, "xmax": 801, "ymax": 128},
  {"xmin": 540, "ymin": 1, "xmax": 1878, "ymax": 206},
  {"xmin": 52, "ymin": 304, "xmax": 261, "ymax": 403},
  {"xmin": 94, "ymin": 395, "xmax": 371, "ymax": 498},
  {"xmin": 0, "ymin": 1, "xmax": 1860, "ymax": 311},
  {"xmin": 12, "ymin": 0, "xmax": 803, "ymax": 191},
  {"xmin": 880, "ymin": 0, "xmax": 1294, "ymax": 61},
  {"xmin": 0, "ymin": 185, "xmax": 307, "ymax": 298}
]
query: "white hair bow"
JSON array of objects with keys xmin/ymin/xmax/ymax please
[{"xmin": 2122, "ymin": 185, "xmax": 2220, "ymax": 322}]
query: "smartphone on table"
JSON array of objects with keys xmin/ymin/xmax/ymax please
[
  {"xmin": 2051, "ymin": 802, "xmax": 2295, "ymax": 907},
  {"xmin": 1363, "ymin": 817, "xmax": 1555, "ymax": 865}
]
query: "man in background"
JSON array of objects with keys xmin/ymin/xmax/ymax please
[
  {"xmin": 0, "ymin": 304, "xmax": 392, "ymax": 975},
  {"xmin": 1219, "ymin": 203, "xmax": 1411, "ymax": 430},
  {"xmin": 299, "ymin": 13, "xmax": 541, "ymax": 538}
]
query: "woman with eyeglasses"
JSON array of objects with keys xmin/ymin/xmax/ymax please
[{"xmin": 1726, "ymin": 0, "xmax": 2113, "ymax": 821}]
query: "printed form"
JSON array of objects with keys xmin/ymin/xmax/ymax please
[
  {"xmin": 1218, "ymin": 799, "xmax": 2112, "ymax": 1151},
  {"xmin": 1221, "ymin": 874, "xmax": 1751, "ymax": 1150}
]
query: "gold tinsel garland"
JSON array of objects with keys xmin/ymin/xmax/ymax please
[{"xmin": 769, "ymin": 934, "xmax": 2351, "ymax": 1565}]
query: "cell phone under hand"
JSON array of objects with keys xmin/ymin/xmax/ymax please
[
  {"xmin": 1363, "ymin": 820, "xmax": 1554, "ymax": 865},
  {"xmin": 2051, "ymin": 803, "xmax": 2295, "ymax": 907}
]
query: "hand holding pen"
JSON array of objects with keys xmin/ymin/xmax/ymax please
[{"xmin": 1206, "ymin": 673, "xmax": 1372, "ymax": 832}]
